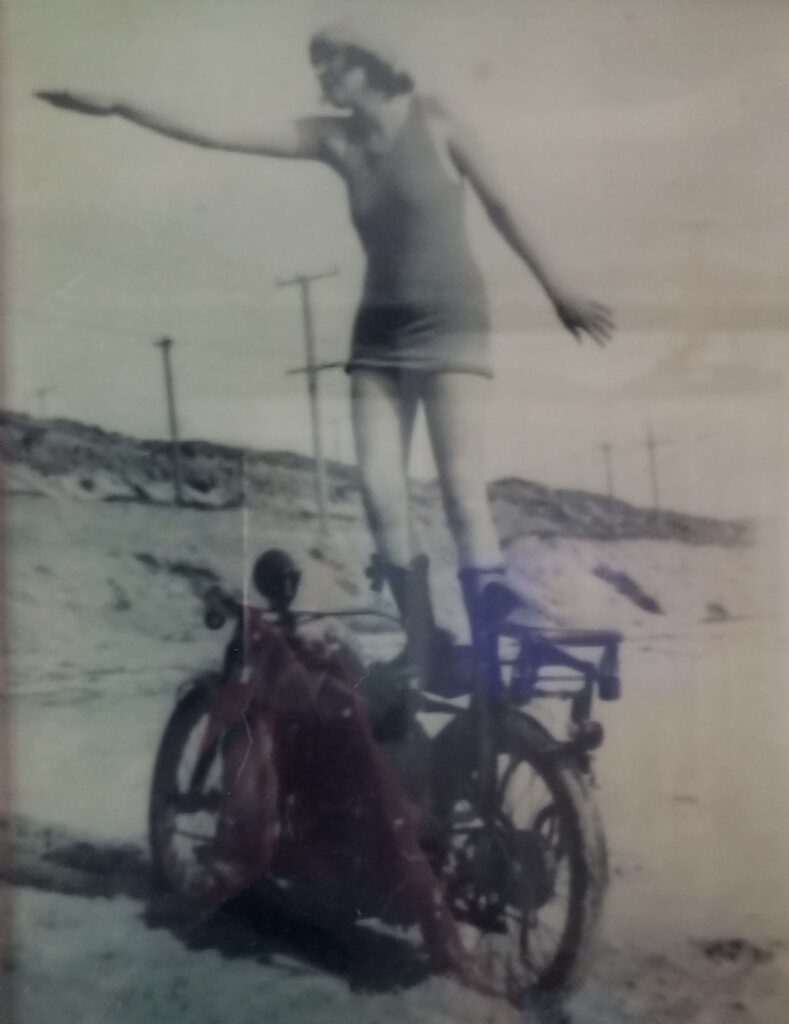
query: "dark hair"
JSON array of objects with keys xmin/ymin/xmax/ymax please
[{"xmin": 309, "ymin": 39, "xmax": 414, "ymax": 98}]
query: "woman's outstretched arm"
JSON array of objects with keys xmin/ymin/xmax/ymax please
[
  {"xmin": 446, "ymin": 114, "xmax": 614, "ymax": 346},
  {"xmin": 36, "ymin": 90, "xmax": 337, "ymax": 160}
]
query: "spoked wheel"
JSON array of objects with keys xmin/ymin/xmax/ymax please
[
  {"xmin": 149, "ymin": 678, "xmax": 236, "ymax": 901},
  {"xmin": 432, "ymin": 711, "xmax": 608, "ymax": 1002}
]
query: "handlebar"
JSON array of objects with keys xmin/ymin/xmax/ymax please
[
  {"xmin": 201, "ymin": 585, "xmax": 400, "ymax": 632},
  {"xmin": 202, "ymin": 586, "xmax": 241, "ymax": 630}
]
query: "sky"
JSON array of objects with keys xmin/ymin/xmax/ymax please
[{"xmin": 3, "ymin": 0, "xmax": 789, "ymax": 516}]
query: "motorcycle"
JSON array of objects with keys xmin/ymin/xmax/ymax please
[{"xmin": 148, "ymin": 548, "xmax": 622, "ymax": 1004}]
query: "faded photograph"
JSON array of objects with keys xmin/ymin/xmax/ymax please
[{"xmin": 2, "ymin": 1, "xmax": 788, "ymax": 1021}]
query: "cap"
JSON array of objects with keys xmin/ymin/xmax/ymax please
[{"xmin": 309, "ymin": 16, "xmax": 410, "ymax": 77}]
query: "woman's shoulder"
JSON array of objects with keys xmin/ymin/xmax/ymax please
[
  {"xmin": 416, "ymin": 94, "xmax": 474, "ymax": 150},
  {"xmin": 417, "ymin": 96, "xmax": 490, "ymax": 169},
  {"xmin": 417, "ymin": 94, "xmax": 464, "ymax": 130}
]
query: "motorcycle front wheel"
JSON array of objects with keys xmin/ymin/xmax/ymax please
[
  {"xmin": 431, "ymin": 710, "xmax": 608, "ymax": 1001},
  {"xmin": 149, "ymin": 677, "xmax": 236, "ymax": 900}
]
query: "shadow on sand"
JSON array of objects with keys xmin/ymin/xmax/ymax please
[{"xmin": 1, "ymin": 813, "xmax": 433, "ymax": 994}]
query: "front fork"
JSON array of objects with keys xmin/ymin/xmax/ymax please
[{"xmin": 470, "ymin": 620, "xmax": 501, "ymax": 810}]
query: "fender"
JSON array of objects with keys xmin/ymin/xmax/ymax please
[{"xmin": 507, "ymin": 707, "xmax": 605, "ymax": 773}]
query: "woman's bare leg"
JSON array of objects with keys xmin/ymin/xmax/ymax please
[
  {"xmin": 350, "ymin": 369, "xmax": 419, "ymax": 567},
  {"xmin": 422, "ymin": 373, "xmax": 502, "ymax": 568}
]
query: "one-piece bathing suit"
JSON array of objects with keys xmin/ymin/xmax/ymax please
[{"xmin": 330, "ymin": 96, "xmax": 492, "ymax": 378}]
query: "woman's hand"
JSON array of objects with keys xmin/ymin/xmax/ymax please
[
  {"xmin": 551, "ymin": 292, "xmax": 614, "ymax": 346},
  {"xmin": 35, "ymin": 90, "xmax": 117, "ymax": 117}
]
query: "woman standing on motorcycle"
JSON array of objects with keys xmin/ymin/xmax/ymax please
[{"xmin": 38, "ymin": 16, "xmax": 612, "ymax": 688}]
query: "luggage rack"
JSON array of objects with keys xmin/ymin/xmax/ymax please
[{"xmin": 499, "ymin": 623, "xmax": 623, "ymax": 707}]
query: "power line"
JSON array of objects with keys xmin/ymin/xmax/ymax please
[{"xmin": 287, "ymin": 360, "xmax": 346, "ymax": 375}]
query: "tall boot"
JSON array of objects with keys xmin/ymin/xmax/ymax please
[
  {"xmin": 458, "ymin": 565, "xmax": 522, "ymax": 662},
  {"xmin": 382, "ymin": 556, "xmax": 451, "ymax": 679},
  {"xmin": 362, "ymin": 557, "xmax": 459, "ymax": 738}
]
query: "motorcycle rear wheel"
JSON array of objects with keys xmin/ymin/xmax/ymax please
[{"xmin": 431, "ymin": 710, "xmax": 608, "ymax": 1000}]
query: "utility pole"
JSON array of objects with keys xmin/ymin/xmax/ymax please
[
  {"xmin": 601, "ymin": 442, "xmax": 614, "ymax": 502},
  {"xmin": 277, "ymin": 268, "xmax": 338, "ymax": 539},
  {"xmin": 33, "ymin": 386, "xmax": 55, "ymax": 418},
  {"xmin": 645, "ymin": 421, "xmax": 674, "ymax": 533},
  {"xmin": 645, "ymin": 423, "xmax": 660, "ymax": 513},
  {"xmin": 601, "ymin": 440, "xmax": 616, "ymax": 536},
  {"xmin": 154, "ymin": 337, "xmax": 184, "ymax": 507}
]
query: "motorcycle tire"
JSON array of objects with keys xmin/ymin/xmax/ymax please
[{"xmin": 430, "ymin": 709, "xmax": 608, "ymax": 999}]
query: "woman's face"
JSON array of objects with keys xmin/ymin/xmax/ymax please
[{"xmin": 312, "ymin": 46, "xmax": 368, "ymax": 108}]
